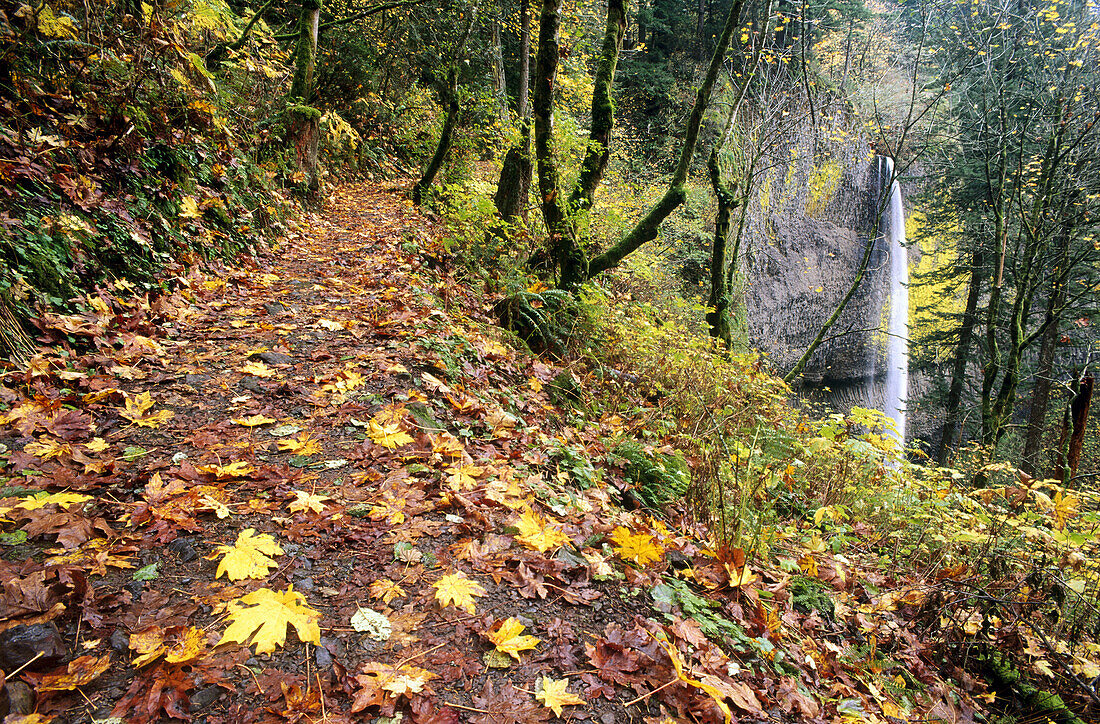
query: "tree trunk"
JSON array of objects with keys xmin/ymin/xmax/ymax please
[
  {"xmin": 412, "ymin": 6, "xmax": 479, "ymax": 204},
  {"xmin": 533, "ymin": 0, "xmax": 743, "ymax": 288},
  {"xmin": 491, "ymin": 4, "xmax": 508, "ymax": 121},
  {"xmin": 1021, "ymin": 278, "xmax": 1064, "ymax": 474},
  {"xmin": 288, "ymin": 0, "xmax": 322, "ymax": 203},
  {"xmin": 493, "ymin": 0, "xmax": 532, "ymax": 223},
  {"xmin": 707, "ymin": 149, "xmax": 737, "ymax": 346},
  {"xmin": 935, "ymin": 251, "xmax": 984, "ymax": 465},
  {"xmin": 1052, "ymin": 371, "xmax": 1094, "ymax": 486},
  {"xmin": 413, "ymin": 67, "xmax": 460, "ymax": 204},
  {"xmin": 556, "ymin": 0, "xmax": 627, "ymax": 287},
  {"xmin": 584, "ymin": 0, "xmax": 745, "ymax": 281},
  {"xmin": 0, "ymin": 295, "xmax": 33, "ymax": 365}
]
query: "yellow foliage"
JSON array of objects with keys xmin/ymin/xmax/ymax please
[{"xmin": 218, "ymin": 585, "xmax": 321, "ymax": 654}]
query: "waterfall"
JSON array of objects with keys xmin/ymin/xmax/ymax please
[{"xmin": 879, "ymin": 157, "xmax": 909, "ymax": 443}]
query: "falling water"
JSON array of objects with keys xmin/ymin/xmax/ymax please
[{"xmin": 879, "ymin": 157, "xmax": 909, "ymax": 443}]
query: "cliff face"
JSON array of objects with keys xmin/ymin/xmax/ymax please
[{"xmin": 742, "ymin": 144, "xmax": 895, "ymax": 390}]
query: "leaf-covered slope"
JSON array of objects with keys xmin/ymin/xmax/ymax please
[{"xmin": 0, "ymin": 182, "xmax": 1082, "ymax": 723}]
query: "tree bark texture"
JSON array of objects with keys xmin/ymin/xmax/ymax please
[
  {"xmin": 287, "ymin": 0, "xmax": 322, "ymax": 203},
  {"xmin": 935, "ymin": 251, "xmax": 984, "ymax": 465},
  {"xmin": 493, "ymin": 0, "xmax": 532, "ymax": 223},
  {"xmin": 413, "ymin": 67, "xmax": 460, "ymax": 204},
  {"xmin": 1052, "ymin": 371, "xmax": 1094, "ymax": 486}
]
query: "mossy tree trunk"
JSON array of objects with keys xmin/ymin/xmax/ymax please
[
  {"xmin": 706, "ymin": 0, "xmax": 771, "ymax": 347},
  {"xmin": 412, "ymin": 66, "xmax": 461, "ymax": 204},
  {"xmin": 707, "ymin": 149, "xmax": 737, "ymax": 346},
  {"xmin": 533, "ymin": 0, "xmax": 745, "ymax": 289},
  {"xmin": 412, "ymin": 6, "xmax": 479, "ymax": 204},
  {"xmin": 493, "ymin": 0, "xmax": 532, "ymax": 224},
  {"xmin": 935, "ymin": 250, "xmax": 984, "ymax": 465},
  {"xmin": 287, "ymin": 0, "xmax": 322, "ymax": 204}
]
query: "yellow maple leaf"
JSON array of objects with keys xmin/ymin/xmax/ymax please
[
  {"xmin": 14, "ymin": 491, "xmax": 91, "ymax": 511},
  {"xmin": 1053, "ymin": 491, "xmax": 1079, "ymax": 531},
  {"xmin": 358, "ymin": 662, "xmax": 436, "ymax": 697},
  {"xmin": 368, "ymin": 419, "xmax": 414, "ymax": 449},
  {"xmin": 432, "ymin": 571, "xmax": 486, "ymax": 614},
  {"xmin": 445, "ymin": 463, "xmax": 483, "ymax": 491},
  {"xmin": 24, "ymin": 438, "xmax": 72, "ymax": 460},
  {"xmin": 35, "ymin": 654, "xmax": 111, "ymax": 691},
  {"xmin": 211, "ymin": 528, "xmax": 283, "ymax": 581},
  {"xmin": 488, "ymin": 618, "xmax": 540, "ymax": 661},
  {"xmin": 130, "ymin": 626, "xmax": 206, "ymax": 668},
  {"xmin": 197, "ymin": 461, "xmax": 256, "ymax": 479},
  {"xmin": 610, "ymin": 526, "xmax": 663, "ymax": 566},
  {"xmin": 369, "ymin": 578, "xmax": 407, "ymax": 604},
  {"xmin": 239, "ymin": 360, "xmax": 275, "ymax": 378},
  {"xmin": 231, "ymin": 414, "xmax": 277, "ymax": 427},
  {"xmin": 536, "ymin": 677, "xmax": 585, "ymax": 717},
  {"xmin": 84, "ymin": 437, "xmax": 109, "ymax": 452},
  {"xmin": 515, "ymin": 507, "xmax": 571, "ymax": 554},
  {"xmin": 218, "ymin": 585, "xmax": 321, "ymax": 654},
  {"xmin": 277, "ymin": 432, "xmax": 322, "ymax": 455},
  {"xmin": 119, "ymin": 392, "xmax": 174, "ymax": 428},
  {"xmin": 123, "ymin": 391, "xmax": 154, "ymax": 415},
  {"xmin": 179, "ymin": 195, "xmax": 201, "ymax": 219},
  {"xmin": 288, "ymin": 490, "xmax": 330, "ymax": 514}
]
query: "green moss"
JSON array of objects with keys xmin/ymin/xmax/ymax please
[
  {"xmin": 287, "ymin": 104, "xmax": 322, "ymax": 122},
  {"xmin": 613, "ymin": 440, "xmax": 691, "ymax": 509}
]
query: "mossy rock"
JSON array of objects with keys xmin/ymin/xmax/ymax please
[
  {"xmin": 790, "ymin": 575, "xmax": 834, "ymax": 620},
  {"xmin": 981, "ymin": 650, "xmax": 1085, "ymax": 724},
  {"xmin": 613, "ymin": 440, "xmax": 691, "ymax": 509}
]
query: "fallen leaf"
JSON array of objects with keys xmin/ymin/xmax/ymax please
[
  {"xmin": 514, "ymin": 507, "xmax": 571, "ymax": 554},
  {"xmin": 288, "ymin": 490, "xmax": 330, "ymax": 514},
  {"xmin": 33, "ymin": 654, "xmax": 111, "ymax": 691},
  {"xmin": 211, "ymin": 528, "xmax": 283, "ymax": 581},
  {"xmin": 433, "ymin": 571, "xmax": 486, "ymax": 614},
  {"xmin": 231, "ymin": 414, "xmax": 278, "ymax": 427},
  {"xmin": 488, "ymin": 617, "xmax": 540, "ymax": 660},
  {"xmin": 536, "ymin": 677, "xmax": 585, "ymax": 717},
  {"xmin": 369, "ymin": 578, "xmax": 407, "ymax": 604},
  {"xmin": 218, "ymin": 585, "xmax": 321, "ymax": 654},
  {"xmin": 610, "ymin": 526, "xmax": 663, "ymax": 567}
]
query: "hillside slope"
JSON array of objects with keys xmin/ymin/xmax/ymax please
[{"xmin": 0, "ymin": 183, "xmax": 1061, "ymax": 723}]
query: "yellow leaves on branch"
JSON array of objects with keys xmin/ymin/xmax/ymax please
[
  {"xmin": 218, "ymin": 586, "xmax": 321, "ymax": 654},
  {"xmin": 210, "ymin": 528, "xmax": 283, "ymax": 581},
  {"xmin": 432, "ymin": 571, "xmax": 486, "ymax": 614},
  {"xmin": 119, "ymin": 392, "xmax": 174, "ymax": 428},
  {"xmin": 514, "ymin": 507, "xmax": 570, "ymax": 554},
  {"xmin": 488, "ymin": 617, "xmax": 540, "ymax": 660},
  {"xmin": 536, "ymin": 677, "xmax": 585, "ymax": 717},
  {"xmin": 610, "ymin": 526, "xmax": 663, "ymax": 567}
]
